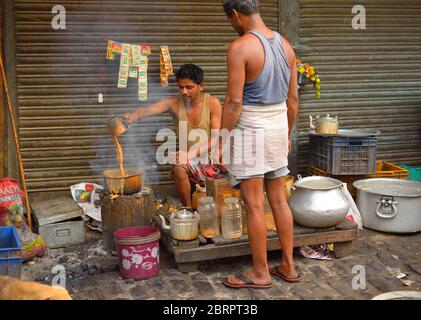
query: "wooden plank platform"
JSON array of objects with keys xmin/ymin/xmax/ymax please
[{"xmin": 154, "ymin": 213, "xmax": 358, "ymax": 272}]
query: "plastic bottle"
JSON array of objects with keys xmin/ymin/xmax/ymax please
[
  {"xmin": 192, "ymin": 184, "xmax": 206, "ymax": 210},
  {"xmin": 221, "ymin": 198, "xmax": 242, "ymax": 239},
  {"xmin": 197, "ymin": 197, "xmax": 219, "ymax": 238}
]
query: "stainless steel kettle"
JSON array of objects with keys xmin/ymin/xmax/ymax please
[
  {"xmin": 159, "ymin": 209, "xmax": 199, "ymax": 241},
  {"xmin": 309, "ymin": 114, "xmax": 339, "ymax": 134}
]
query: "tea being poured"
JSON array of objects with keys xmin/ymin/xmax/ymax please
[
  {"xmin": 113, "ymin": 135, "xmax": 126, "ymax": 177},
  {"xmin": 107, "ymin": 116, "xmax": 128, "ymax": 177}
]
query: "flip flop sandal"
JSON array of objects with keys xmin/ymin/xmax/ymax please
[
  {"xmin": 269, "ymin": 267, "xmax": 302, "ymax": 283},
  {"xmin": 221, "ymin": 273, "xmax": 273, "ymax": 289}
]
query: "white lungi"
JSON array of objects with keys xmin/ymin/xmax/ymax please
[{"xmin": 227, "ymin": 102, "xmax": 289, "ymax": 178}]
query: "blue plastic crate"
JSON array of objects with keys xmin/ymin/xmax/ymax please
[
  {"xmin": 309, "ymin": 135, "xmax": 377, "ymax": 175},
  {"xmin": 0, "ymin": 226, "xmax": 23, "ymax": 278}
]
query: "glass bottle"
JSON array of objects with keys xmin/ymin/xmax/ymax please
[
  {"xmin": 221, "ymin": 198, "xmax": 242, "ymax": 239},
  {"xmin": 197, "ymin": 197, "xmax": 219, "ymax": 238}
]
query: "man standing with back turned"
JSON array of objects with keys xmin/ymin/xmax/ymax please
[{"xmin": 220, "ymin": 0, "xmax": 301, "ymax": 289}]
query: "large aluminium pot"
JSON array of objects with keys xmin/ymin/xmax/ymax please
[
  {"xmin": 288, "ymin": 176, "xmax": 350, "ymax": 228},
  {"xmin": 353, "ymin": 178, "xmax": 421, "ymax": 233},
  {"xmin": 103, "ymin": 168, "xmax": 143, "ymax": 195}
]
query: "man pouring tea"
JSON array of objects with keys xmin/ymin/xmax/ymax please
[{"xmin": 122, "ymin": 64, "xmax": 224, "ymax": 208}]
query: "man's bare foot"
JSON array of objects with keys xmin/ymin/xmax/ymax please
[
  {"xmin": 278, "ymin": 262, "xmax": 299, "ymax": 279},
  {"xmin": 226, "ymin": 270, "xmax": 271, "ymax": 287},
  {"xmin": 269, "ymin": 263, "xmax": 301, "ymax": 283}
]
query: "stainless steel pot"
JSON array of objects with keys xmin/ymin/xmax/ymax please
[
  {"xmin": 103, "ymin": 168, "xmax": 143, "ymax": 195},
  {"xmin": 288, "ymin": 176, "xmax": 350, "ymax": 228},
  {"xmin": 353, "ymin": 178, "xmax": 421, "ymax": 233}
]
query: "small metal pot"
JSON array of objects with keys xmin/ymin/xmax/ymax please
[
  {"xmin": 107, "ymin": 116, "xmax": 128, "ymax": 137},
  {"xmin": 288, "ymin": 176, "xmax": 350, "ymax": 228},
  {"xmin": 103, "ymin": 168, "xmax": 142, "ymax": 195}
]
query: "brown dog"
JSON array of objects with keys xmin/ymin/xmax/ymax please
[{"xmin": 0, "ymin": 276, "xmax": 72, "ymax": 300}]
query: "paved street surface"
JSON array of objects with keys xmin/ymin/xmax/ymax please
[{"xmin": 22, "ymin": 228, "xmax": 421, "ymax": 300}]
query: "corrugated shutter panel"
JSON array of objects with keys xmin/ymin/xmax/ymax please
[
  {"xmin": 298, "ymin": 0, "xmax": 421, "ymax": 173},
  {"xmin": 14, "ymin": 0, "xmax": 280, "ymax": 192}
]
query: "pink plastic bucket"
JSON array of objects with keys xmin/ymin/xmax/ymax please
[{"xmin": 114, "ymin": 226, "xmax": 161, "ymax": 280}]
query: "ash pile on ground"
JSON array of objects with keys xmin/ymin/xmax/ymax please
[{"xmin": 22, "ymin": 232, "xmax": 119, "ymax": 285}]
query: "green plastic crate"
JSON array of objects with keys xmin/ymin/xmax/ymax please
[{"xmin": 399, "ymin": 164, "xmax": 421, "ymax": 181}]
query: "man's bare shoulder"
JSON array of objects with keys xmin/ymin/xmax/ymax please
[
  {"xmin": 167, "ymin": 96, "xmax": 180, "ymax": 113},
  {"xmin": 229, "ymin": 34, "xmax": 257, "ymax": 51},
  {"xmin": 209, "ymin": 95, "xmax": 222, "ymax": 112}
]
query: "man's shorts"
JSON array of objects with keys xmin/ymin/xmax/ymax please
[{"xmin": 231, "ymin": 166, "xmax": 290, "ymax": 188}]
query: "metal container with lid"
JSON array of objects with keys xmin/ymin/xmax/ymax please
[
  {"xmin": 31, "ymin": 196, "xmax": 86, "ymax": 248},
  {"xmin": 159, "ymin": 209, "xmax": 199, "ymax": 241}
]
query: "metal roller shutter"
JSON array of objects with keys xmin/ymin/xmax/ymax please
[
  {"xmin": 12, "ymin": 0, "xmax": 280, "ymax": 192},
  {"xmin": 297, "ymin": 0, "xmax": 421, "ymax": 173}
]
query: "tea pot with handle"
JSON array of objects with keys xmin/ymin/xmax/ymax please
[
  {"xmin": 309, "ymin": 114, "xmax": 339, "ymax": 134},
  {"xmin": 159, "ymin": 208, "xmax": 199, "ymax": 241}
]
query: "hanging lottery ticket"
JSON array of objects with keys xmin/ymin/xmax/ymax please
[
  {"xmin": 106, "ymin": 40, "xmax": 115, "ymax": 60},
  {"xmin": 117, "ymin": 44, "xmax": 131, "ymax": 88},
  {"xmin": 106, "ymin": 41, "xmax": 151, "ymax": 100},
  {"xmin": 160, "ymin": 45, "xmax": 173, "ymax": 88},
  {"xmin": 138, "ymin": 56, "xmax": 148, "ymax": 101}
]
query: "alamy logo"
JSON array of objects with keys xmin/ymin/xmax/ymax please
[
  {"xmin": 352, "ymin": 5, "xmax": 366, "ymax": 30},
  {"xmin": 51, "ymin": 5, "xmax": 66, "ymax": 30},
  {"xmin": 52, "ymin": 265, "xmax": 66, "ymax": 288},
  {"xmin": 352, "ymin": 265, "xmax": 366, "ymax": 290}
]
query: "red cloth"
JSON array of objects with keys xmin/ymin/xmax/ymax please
[{"xmin": 186, "ymin": 161, "xmax": 228, "ymax": 186}]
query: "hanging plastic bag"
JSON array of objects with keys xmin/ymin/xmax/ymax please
[{"xmin": 342, "ymin": 183, "xmax": 363, "ymax": 229}]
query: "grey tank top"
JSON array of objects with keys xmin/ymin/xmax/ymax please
[{"xmin": 243, "ymin": 31, "xmax": 291, "ymax": 106}]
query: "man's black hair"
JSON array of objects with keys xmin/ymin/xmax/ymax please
[
  {"xmin": 221, "ymin": 0, "xmax": 260, "ymax": 17},
  {"xmin": 175, "ymin": 64, "xmax": 204, "ymax": 84}
]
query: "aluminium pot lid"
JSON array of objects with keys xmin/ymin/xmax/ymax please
[
  {"xmin": 174, "ymin": 208, "xmax": 195, "ymax": 219},
  {"xmin": 316, "ymin": 114, "xmax": 338, "ymax": 122},
  {"xmin": 309, "ymin": 128, "xmax": 381, "ymax": 137}
]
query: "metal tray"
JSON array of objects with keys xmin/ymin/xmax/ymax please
[{"xmin": 309, "ymin": 129, "xmax": 381, "ymax": 138}]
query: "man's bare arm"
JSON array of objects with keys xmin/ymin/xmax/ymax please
[
  {"xmin": 124, "ymin": 98, "xmax": 173, "ymax": 126},
  {"xmin": 221, "ymin": 42, "xmax": 246, "ymax": 132},
  {"xmin": 282, "ymin": 38, "xmax": 299, "ymax": 139}
]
